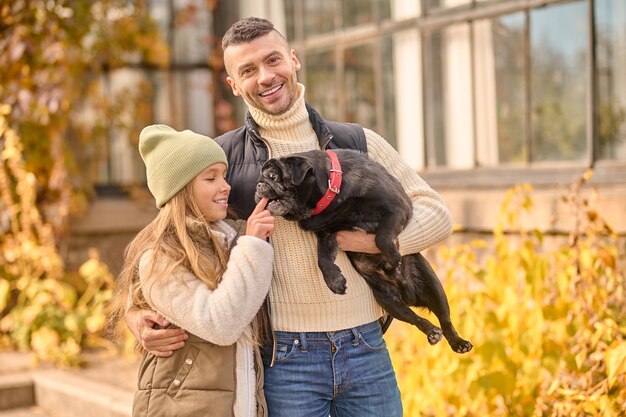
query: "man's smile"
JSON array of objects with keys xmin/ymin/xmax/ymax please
[{"xmin": 259, "ymin": 83, "xmax": 283, "ymax": 97}]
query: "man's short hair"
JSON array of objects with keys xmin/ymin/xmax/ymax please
[{"xmin": 221, "ymin": 17, "xmax": 286, "ymax": 50}]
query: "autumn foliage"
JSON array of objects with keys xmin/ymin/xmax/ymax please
[
  {"xmin": 388, "ymin": 178, "xmax": 625, "ymax": 416},
  {"xmin": 0, "ymin": 1, "xmax": 166, "ymax": 365}
]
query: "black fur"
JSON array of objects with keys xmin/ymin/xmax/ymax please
[{"xmin": 255, "ymin": 149, "xmax": 472, "ymax": 353}]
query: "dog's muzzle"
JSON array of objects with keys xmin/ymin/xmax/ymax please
[{"xmin": 255, "ymin": 182, "xmax": 292, "ymax": 216}]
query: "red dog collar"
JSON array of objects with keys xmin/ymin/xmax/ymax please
[{"xmin": 310, "ymin": 150, "xmax": 342, "ymax": 216}]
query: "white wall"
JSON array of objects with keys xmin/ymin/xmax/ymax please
[
  {"xmin": 392, "ymin": 30, "xmax": 423, "ymax": 169},
  {"xmin": 240, "ymin": 0, "xmax": 286, "ymax": 35},
  {"xmin": 443, "ymin": 24, "xmax": 475, "ymax": 169},
  {"xmin": 473, "ymin": 20, "xmax": 499, "ymax": 166},
  {"xmin": 391, "ymin": 0, "xmax": 422, "ymax": 169}
]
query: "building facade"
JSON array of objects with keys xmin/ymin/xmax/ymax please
[{"xmin": 70, "ymin": 0, "xmax": 626, "ymax": 274}]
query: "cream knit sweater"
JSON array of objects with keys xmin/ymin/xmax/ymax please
[{"xmin": 247, "ymin": 84, "xmax": 452, "ymax": 332}]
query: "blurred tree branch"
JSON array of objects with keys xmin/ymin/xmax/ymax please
[{"xmin": 0, "ymin": 0, "xmax": 168, "ymax": 236}]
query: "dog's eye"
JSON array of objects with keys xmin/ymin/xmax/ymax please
[{"xmin": 268, "ymin": 172, "xmax": 278, "ymax": 180}]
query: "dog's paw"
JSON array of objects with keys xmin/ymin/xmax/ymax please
[
  {"xmin": 327, "ymin": 277, "xmax": 347, "ymax": 295},
  {"xmin": 451, "ymin": 339, "xmax": 473, "ymax": 354},
  {"xmin": 382, "ymin": 255, "xmax": 401, "ymax": 273},
  {"xmin": 427, "ymin": 328, "xmax": 443, "ymax": 345},
  {"xmin": 382, "ymin": 262, "xmax": 401, "ymax": 275}
]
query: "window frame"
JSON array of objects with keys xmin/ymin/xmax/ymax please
[
  {"xmin": 286, "ymin": 0, "xmax": 625, "ymax": 187},
  {"xmin": 420, "ymin": 0, "xmax": 626, "ymax": 188}
]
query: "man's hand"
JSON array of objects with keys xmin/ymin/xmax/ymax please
[
  {"xmin": 336, "ymin": 230, "xmax": 381, "ymax": 254},
  {"xmin": 126, "ymin": 308, "xmax": 188, "ymax": 357}
]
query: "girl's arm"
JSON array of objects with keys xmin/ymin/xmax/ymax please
[{"xmin": 140, "ymin": 235, "xmax": 273, "ymax": 346}]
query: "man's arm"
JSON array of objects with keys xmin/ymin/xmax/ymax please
[
  {"xmin": 126, "ymin": 307, "xmax": 188, "ymax": 357},
  {"xmin": 336, "ymin": 230, "xmax": 380, "ymax": 253},
  {"xmin": 356, "ymin": 128, "xmax": 452, "ymax": 255}
]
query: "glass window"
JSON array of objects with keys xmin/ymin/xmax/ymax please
[
  {"xmin": 493, "ymin": 13, "xmax": 527, "ymax": 165},
  {"xmin": 381, "ymin": 35, "xmax": 397, "ymax": 148},
  {"xmin": 530, "ymin": 1, "xmax": 588, "ymax": 162},
  {"xmin": 474, "ymin": 13, "xmax": 526, "ymax": 166},
  {"xmin": 423, "ymin": 24, "xmax": 474, "ymax": 169},
  {"xmin": 378, "ymin": 0, "xmax": 392, "ymax": 21},
  {"xmin": 304, "ymin": 49, "xmax": 338, "ymax": 120},
  {"xmin": 344, "ymin": 43, "xmax": 377, "ymax": 130},
  {"xmin": 304, "ymin": 0, "xmax": 335, "ymax": 38},
  {"xmin": 284, "ymin": 0, "xmax": 296, "ymax": 41},
  {"xmin": 342, "ymin": 0, "xmax": 375, "ymax": 28},
  {"xmin": 186, "ymin": 69, "xmax": 213, "ymax": 135},
  {"xmin": 596, "ymin": 0, "xmax": 626, "ymax": 160},
  {"xmin": 390, "ymin": 0, "xmax": 420, "ymax": 20},
  {"xmin": 424, "ymin": 0, "xmax": 472, "ymax": 14},
  {"xmin": 148, "ymin": 0, "xmax": 170, "ymax": 36},
  {"xmin": 285, "ymin": 0, "xmax": 626, "ymax": 171},
  {"xmin": 172, "ymin": 0, "xmax": 211, "ymax": 65},
  {"xmin": 99, "ymin": 69, "xmax": 151, "ymax": 185}
]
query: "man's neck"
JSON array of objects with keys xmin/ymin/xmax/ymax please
[{"xmin": 246, "ymin": 84, "xmax": 314, "ymax": 142}]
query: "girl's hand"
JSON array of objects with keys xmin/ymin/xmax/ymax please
[{"xmin": 246, "ymin": 197, "xmax": 275, "ymax": 240}]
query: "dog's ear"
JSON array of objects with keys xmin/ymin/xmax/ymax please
[{"xmin": 283, "ymin": 156, "xmax": 314, "ymax": 186}]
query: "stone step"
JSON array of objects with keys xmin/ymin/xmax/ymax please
[
  {"xmin": 0, "ymin": 373, "xmax": 34, "ymax": 411},
  {"xmin": 0, "ymin": 351, "xmax": 137, "ymax": 417},
  {"xmin": 0, "ymin": 406, "xmax": 50, "ymax": 417},
  {"xmin": 31, "ymin": 370, "xmax": 132, "ymax": 417}
]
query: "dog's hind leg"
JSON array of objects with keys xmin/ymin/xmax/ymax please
[
  {"xmin": 408, "ymin": 254, "xmax": 473, "ymax": 354},
  {"xmin": 372, "ymin": 286, "xmax": 443, "ymax": 345},
  {"xmin": 316, "ymin": 231, "xmax": 347, "ymax": 294},
  {"xmin": 349, "ymin": 255, "xmax": 443, "ymax": 345}
]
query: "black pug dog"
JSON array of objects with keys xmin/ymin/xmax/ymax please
[{"xmin": 255, "ymin": 149, "xmax": 472, "ymax": 353}]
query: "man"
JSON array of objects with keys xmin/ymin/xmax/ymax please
[{"xmin": 127, "ymin": 17, "xmax": 452, "ymax": 417}]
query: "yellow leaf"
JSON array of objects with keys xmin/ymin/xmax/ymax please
[
  {"xmin": 31, "ymin": 327, "xmax": 60, "ymax": 359},
  {"xmin": 471, "ymin": 239, "xmax": 489, "ymax": 249},
  {"xmin": 78, "ymin": 258, "xmax": 99, "ymax": 277},
  {"xmin": 86, "ymin": 314, "xmax": 105, "ymax": 333},
  {"xmin": 64, "ymin": 314, "xmax": 80, "ymax": 333},
  {"xmin": 580, "ymin": 248, "xmax": 594, "ymax": 270},
  {"xmin": 575, "ymin": 350, "xmax": 587, "ymax": 370},
  {"xmin": 605, "ymin": 341, "xmax": 626, "ymax": 388},
  {"xmin": 60, "ymin": 338, "xmax": 80, "ymax": 357},
  {"xmin": 0, "ymin": 279, "xmax": 9, "ymax": 312},
  {"xmin": 546, "ymin": 378, "xmax": 560, "ymax": 395}
]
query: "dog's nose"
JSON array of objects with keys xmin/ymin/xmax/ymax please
[{"xmin": 256, "ymin": 182, "xmax": 262, "ymax": 188}]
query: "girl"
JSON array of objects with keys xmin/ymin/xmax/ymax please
[{"xmin": 109, "ymin": 124, "xmax": 274, "ymax": 417}]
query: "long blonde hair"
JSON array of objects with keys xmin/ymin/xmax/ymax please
[{"xmin": 108, "ymin": 182, "xmax": 267, "ymax": 347}]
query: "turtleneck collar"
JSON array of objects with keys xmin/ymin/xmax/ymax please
[{"xmin": 245, "ymin": 84, "xmax": 315, "ymax": 142}]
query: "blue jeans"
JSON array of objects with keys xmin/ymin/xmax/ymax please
[{"xmin": 261, "ymin": 321, "xmax": 403, "ymax": 417}]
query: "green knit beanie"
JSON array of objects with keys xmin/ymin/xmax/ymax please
[{"xmin": 139, "ymin": 124, "xmax": 228, "ymax": 208}]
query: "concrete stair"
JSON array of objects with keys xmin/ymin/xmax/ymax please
[
  {"xmin": 0, "ymin": 352, "xmax": 137, "ymax": 417},
  {"xmin": 0, "ymin": 406, "xmax": 50, "ymax": 417},
  {"xmin": 0, "ymin": 373, "xmax": 34, "ymax": 412}
]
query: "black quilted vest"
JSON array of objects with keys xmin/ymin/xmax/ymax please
[{"xmin": 215, "ymin": 103, "xmax": 367, "ymax": 219}]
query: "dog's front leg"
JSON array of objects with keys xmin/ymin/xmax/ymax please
[{"xmin": 316, "ymin": 231, "xmax": 347, "ymax": 294}]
